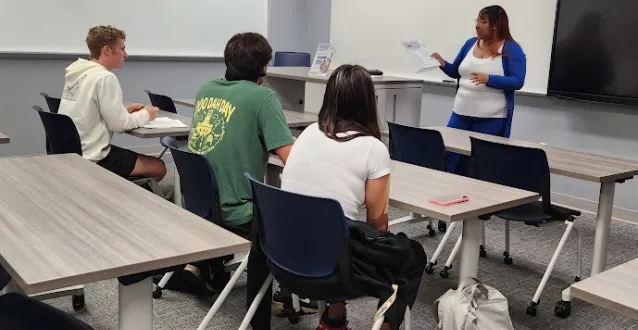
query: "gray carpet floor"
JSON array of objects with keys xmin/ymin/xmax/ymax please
[{"xmin": 45, "ymin": 161, "xmax": 638, "ymax": 329}]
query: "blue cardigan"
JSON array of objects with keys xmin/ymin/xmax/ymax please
[{"xmin": 441, "ymin": 37, "xmax": 526, "ymax": 138}]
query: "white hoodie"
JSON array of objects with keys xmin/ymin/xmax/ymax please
[{"xmin": 58, "ymin": 58, "xmax": 150, "ymax": 162}]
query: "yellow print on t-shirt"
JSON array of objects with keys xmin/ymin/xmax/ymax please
[{"xmin": 188, "ymin": 97, "xmax": 236, "ymax": 155}]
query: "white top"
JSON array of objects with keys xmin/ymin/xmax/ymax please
[
  {"xmin": 58, "ymin": 58, "xmax": 150, "ymax": 162},
  {"xmin": 453, "ymin": 43, "xmax": 507, "ymax": 118},
  {"xmin": 281, "ymin": 123, "xmax": 393, "ymax": 220}
]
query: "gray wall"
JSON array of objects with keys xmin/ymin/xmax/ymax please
[{"xmin": 419, "ymin": 84, "xmax": 638, "ymax": 211}]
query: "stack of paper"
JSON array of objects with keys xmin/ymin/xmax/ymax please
[{"xmin": 143, "ymin": 117, "xmax": 188, "ymax": 129}]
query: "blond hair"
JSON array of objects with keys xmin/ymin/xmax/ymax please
[{"xmin": 86, "ymin": 25, "xmax": 126, "ymax": 59}]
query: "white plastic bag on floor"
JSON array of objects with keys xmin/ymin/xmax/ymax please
[{"xmin": 433, "ymin": 277, "xmax": 514, "ymax": 330}]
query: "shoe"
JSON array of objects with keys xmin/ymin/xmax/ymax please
[
  {"xmin": 182, "ymin": 264, "xmax": 213, "ymax": 295},
  {"xmin": 272, "ymin": 288, "xmax": 318, "ymax": 317},
  {"xmin": 316, "ymin": 309, "xmax": 351, "ymax": 330}
]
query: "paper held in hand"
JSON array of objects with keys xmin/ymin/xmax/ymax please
[
  {"xmin": 401, "ymin": 40, "xmax": 440, "ymax": 73},
  {"xmin": 142, "ymin": 117, "xmax": 188, "ymax": 129},
  {"xmin": 309, "ymin": 43, "xmax": 335, "ymax": 77}
]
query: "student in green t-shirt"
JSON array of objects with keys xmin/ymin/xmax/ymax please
[{"xmin": 181, "ymin": 32, "xmax": 294, "ymax": 292}]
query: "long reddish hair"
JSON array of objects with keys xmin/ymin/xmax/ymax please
[{"xmin": 478, "ymin": 5, "xmax": 514, "ymax": 56}]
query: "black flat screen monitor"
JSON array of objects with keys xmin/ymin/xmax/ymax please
[{"xmin": 548, "ymin": 0, "xmax": 638, "ymax": 106}]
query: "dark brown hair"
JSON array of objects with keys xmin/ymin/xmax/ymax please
[
  {"xmin": 86, "ymin": 25, "xmax": 125, "ymax": 59},
  {"xmin": 317, "ymin": 64, "xmax": 382, "ymax": 142},
  {"xmin": 223, "ymin": 32, "xmax": 273, "ymax": 82},
  {"xmin": 478, "ymin": 5, "xmax": 514, "ymax": 56}
]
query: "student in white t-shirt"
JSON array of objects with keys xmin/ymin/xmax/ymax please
[{"xmin": 281, "ymin": 65, "xmax": 396, "ymax": 330}]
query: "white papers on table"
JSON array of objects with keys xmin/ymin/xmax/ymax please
[
  {"xmin": 309, "ymin": 43, "xmax": 336, "ymax": 77},
  {"xmin": 142, "ymin": 117, "xmax": 188, "ymax": 129},
  {"xmin": 401, "ymin": 40, "xmax": 440, "ymax": 73}
]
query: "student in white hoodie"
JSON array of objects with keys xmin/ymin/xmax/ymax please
[{"xmin": 58, "ymin": 25, "xmax": 166, "ymax": 180}]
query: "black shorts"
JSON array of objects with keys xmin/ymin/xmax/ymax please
[{"xmin": 97, "ymin": 145, "xmax": 139, "ymax": 178}]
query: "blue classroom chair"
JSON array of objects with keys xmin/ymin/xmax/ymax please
[
  {"xmin": 273, "ymin": 51, "xmax": 311, "ymax": 67},
  {"xmin": 156, "ymin": 137, "xmax": 249, "ymax": 329},
  {"xmin": 0, "ymin": 292, "xmax": 93, "ymax": 330},
  {"xmin": 239, "ymin": 174, "xmax": 411, "ymax": 330},
  {"xmin": 440, "ymin": 137, "xmax": 582, "ymax": 317}
]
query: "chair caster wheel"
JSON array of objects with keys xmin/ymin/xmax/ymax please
[
  {"xmin": 555, "ymin": 300, "xmax": 571, "ymax": 318},
  {"xmin": 504, "ymin": 257, "xmax": 513, "ymax": 265},
  {"xmin": 72, "ymin": 294, "xmax": 85, "ymax": 311},
  {"xmin": 574, "ymin": 276, "xmax": 581, "ymax": 282},
  {"xmin": 425, "ymin": 264, "xmax": 434, "ymax": 274},
  {"xmin": 526, "ymin": 302, "xmax": 538, "ymax": 316},
  {"xmin": 479, "ymin": 246, "xmax": 487, "ymax": 257},
  {"xmin": 438, "ymin": 221, "xmax": 447, "ymax": 232},
  {"xmin": 440, "ymin": 269, "xmax": 449, "ymax": 279},
  {"xmin": 288, "ymin": 315, "xmax": 300, "ymax": 324},
  {"xmin": 429, "ymin": 229, "xmax": 436, "ymax": 237},
  {"xmin": 153, "ymin": 288, "xmax": 163, "ymax": 299}
]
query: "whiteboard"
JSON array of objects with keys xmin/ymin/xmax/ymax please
[
  {"xmin": 0, "ymin": 0, "xmax": 269, "ymax": 57},
  {"xmin": 330, "ymin": 0, "xmax": 558, "ymax": 95}
]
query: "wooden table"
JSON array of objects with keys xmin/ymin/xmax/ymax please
[
  {"xmin": 173, "ymin": 98, "xmax": 318, "ymax": 128},
  {"xmin": 267, "ymin": 155, "xmax": 539, "ymax": 287},
  {"xmin": 0, "ymin": 154, "xmax": 249, "ymax": 330},
  {"xmin": 0, "ymin": 133, "xmax": 9, "ymax": 144},
  {"xmin": 427, "ymin": 126, "xmax": 638, "ymax": 277},
  {"xmin": 570, "ymin": 258, "xmax": 638, "ymax": 320}
]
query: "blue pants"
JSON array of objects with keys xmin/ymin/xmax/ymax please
[{"xmin": 446, "ymin": 112, "xmax": 506, "ymax": 175}]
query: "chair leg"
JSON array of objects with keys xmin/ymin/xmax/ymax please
[
  {"xmin": 198, "ymin": 254, "xmax": 250, "ymax": 330},
  {"xmin": 238, "ymin": 273, "xmax": 273, "ymax": 330},
  {"xmin": 426, "ymin": 217, "xmax": 435, "ymax": 236},
  {"xmin": 152, "ymin": 271, "xmax": 174, "ymax": 299},
  {"xmin": 504, "ymin": 220, "xmax": 512, "ymax": 265},
  {"xmin": 158, "ymin": 146, "xmax": 168, "ymax": 159},
  {"xmin": 479, "ymin": 221, "xmax": 486, "ymax": 257},
  {"xmin": 440, "ymin": 234, "xmax": 462, "ymax": 279},
  {"xmin": 404, "ymin": 307, "xmax": 412, "ymax": 330},
  {"xmin": 573, "ymin": 226, "xmax": 582, "ymax": 282},
  {"xmin": 425, "ymin": 222, "xmax": 457, "ymax": 274},
  {"xmin": 527, "ymin": 220, "xmax": 575, "ymax": 316}
]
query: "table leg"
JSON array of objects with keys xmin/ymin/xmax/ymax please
[
  {"xmin": 459, "ymin": 219, "xmax": 481, "ymax": 287},
  {"xmin": 119, "ymin": 278, "xmax": 153, "ymax": 330},
  {"xmin": 265, "ymin": 164, "xmax": 282, "ymax": 188},
  {"xmin": 173, "ymin": 163, "xmax": 182, "ymax": 207},
  {"xmin": 591, "ymin": 182, "xmax": 616, "ymax": 276}
]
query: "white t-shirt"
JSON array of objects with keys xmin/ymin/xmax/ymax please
[
  {"xmin": 453, "ymin": 43, "xmax": 507, "ymax": 118},
  {"xmin": 281, "ymin": 123, "xmax": 393, "ymax": 220}
]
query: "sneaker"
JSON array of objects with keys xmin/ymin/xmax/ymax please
[{"xmin": 272, "ymin": 288, "xmax": 319, "ymax": 317}]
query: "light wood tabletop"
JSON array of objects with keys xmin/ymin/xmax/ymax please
[
  {"xmin": 268, "ymin": 155, "xmax": 539, "ymax": 222},
  {"xmin": 0, "ymin": 132, "xmax": 9, "ymax": 144},
  {"xmin": 427, "ymin": 126, "xmax": 638, "ymax": 183},
  {"xmin": 571, "ymin": 258, "xmax": 638, "ymax": 320},
  {"xmin": 172, "ymin": 98, "xmax": 318, "ymax": 128},
  {"xmin": 127, "ymin": 110, "xmax": 192, "ymax": 139},
  {"xmin": 266, "ymin": 67, "xmax": 425, "ymax": 85},
  {"xmin": 0, "ymin": 154, "xmax": 249, "ymax": 295}
]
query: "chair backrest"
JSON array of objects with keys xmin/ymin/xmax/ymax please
[
  {"xmin": 387, "ymin": 122, "xmax": 447, "ymax": 171},
  {"xmin": 273, "ymin": 51, "xmax": 312, "ymax": 67},
  {"xmin": 33, "ymin": 106, "xmax": 82, "ymax": 155},
  {"xmin": 145, "ymin": 90, "xmax": 178, "ymax": 113},
  {"xmin": 40, "ymin": 92, "xmax": 61, "ymax": 113},
  {"xmin": 160, "ymin": 137, "xmax": 222, "ymax": 223},
  {"xmin": 246, "ymin": 174, "xmax": 348, "ymax": 277},
  {"xmin": 470, "ymin": 137, "xmax": 550, "ymax": 203}
]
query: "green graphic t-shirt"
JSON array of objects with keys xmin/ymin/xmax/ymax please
[{"xmin": 188, "ymin": 79, "xmax": 294, "ymax": 225}]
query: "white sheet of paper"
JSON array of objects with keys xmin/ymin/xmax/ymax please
[
  {"xmin": 309, "ymin": 43, "xmax": 336, "ymax": 77},
  {"xmin": 142, "ymin": 117, "xmax": 188, "ymax": 129},
  {"xmin": 401, "ymin": 40, "xmax": 440, "ymax": 73}
]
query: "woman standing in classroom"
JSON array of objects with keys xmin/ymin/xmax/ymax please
[{"xmin": 432, "ymin": 5, "xmax": 526, "ymax": 174}]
